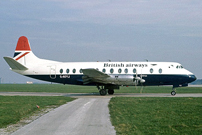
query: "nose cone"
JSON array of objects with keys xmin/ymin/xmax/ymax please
[{"xmin": 188, "ymin": 75, "xmax": 197, "ymax": 83}]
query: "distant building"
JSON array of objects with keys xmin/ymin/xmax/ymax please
[{"xmin": 26, "ymin": 81, "xmax": 33, "ymax": 84}]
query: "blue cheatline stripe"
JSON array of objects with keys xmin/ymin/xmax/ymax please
[{"xmin": 25, "ymin": 74, "xmax": 195, "ymax": 86}]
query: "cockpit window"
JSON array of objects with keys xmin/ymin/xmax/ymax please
[{"xmin": 176, "ymin": 65, "xmax": 184, "ymax": 69}]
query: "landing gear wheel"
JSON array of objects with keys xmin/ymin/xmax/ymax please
[
  {"xmin": 171, "ymin": 91, "xmax": 176, "ymax": 96},
  {"xmin": 99, "ymin": 89, "xmax": 107, "ymax": 96},
  {"xmin": 108, "ymin": 89, "xmax": 114, "ymax": 95}
]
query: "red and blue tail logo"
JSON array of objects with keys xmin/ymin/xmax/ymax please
[{"xmin": 13, "ymin": 36, "xmax": 31, "ymax": 61}]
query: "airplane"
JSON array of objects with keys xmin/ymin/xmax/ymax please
[{"xmin": 4, "ymin": 36, "xmax": 197, "ymax": 96}]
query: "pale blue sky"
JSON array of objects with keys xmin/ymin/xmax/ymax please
[{"xmin": 0, "ymin": 0, "xmax": 202, "ymax": 83}]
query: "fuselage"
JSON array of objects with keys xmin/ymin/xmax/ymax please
[{"xmin": 15, "ymin": 60, "xmax": 196, "ymax": 87}]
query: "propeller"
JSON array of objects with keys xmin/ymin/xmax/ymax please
[{"xmin": 133, "ymin": 69, "xmax": 145, "ymax": 93}]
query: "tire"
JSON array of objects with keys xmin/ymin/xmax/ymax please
[
  {"xmin": 171, "ymin": 91, "xmax": 176, "ymax": 96},
  {"xmin": 99, "ymin": 89, "xmax": 107, "ymax": 96},
  {"xmin": 108, "ymin": 89, "xmax": 114, "ymax": 95}
]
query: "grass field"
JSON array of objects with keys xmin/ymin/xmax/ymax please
[
  {"xmin": 109, "ymin": 97, "xmax": 202, "ymax": 135},
  {"xmin": 0, "ymin": 96, "xmax": 74, "ymax": 128},
  {"xmin": 0, "ymin": 84, "xmax": 202, "ymax": 134},
  {"xmin": 0, "ymin": 84, "xmax": 202, "ymax": 93}
]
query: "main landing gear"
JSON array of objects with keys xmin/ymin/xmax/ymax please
[
  {"xmin": 99, "ymin": 89, "xmax": 107, "ymax": 96},
  {"xmin": 171, "ymin": 84, "xmax": 189, "ymax": 96},
  {"xmin": 108, "ymin": 89, "xmax": 114, "ymax": 95},
  {"xmin": 97, "ymin": 86, "xmax": 115, "ymax": 96}
]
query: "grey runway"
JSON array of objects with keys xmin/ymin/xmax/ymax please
[{"xmin": 11, "ymin": 97, "xmax": 116, "ymax": 135}]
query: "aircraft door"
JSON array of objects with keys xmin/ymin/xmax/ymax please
[{"xmin": 49, "ymin": 65, "xmax": 56, "ymax": 79}]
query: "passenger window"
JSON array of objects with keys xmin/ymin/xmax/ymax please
[
  {"xmin": 60, "ymin": 69, "xmax": 63, "ymax": 74},
  {"xmin": 150, "ymin": 68, "xmax": 153, "ymax": 73},
  {"xmin": 66, "ymin": 69, "xmax": 69, "ymax": 73},
  {"xmin": 159, "ymin": 68, "xmax": 162, "ymax": 74},
  {"xmin": 73, "ymin": 69, "xmax": 76, "ymax": 73},
  {"xmin": 79, "ymin": 69, "xmax": 83, "ymax": 73},
  {"xmin": 102, "ymin": 68, "xmax": 106, "ymax": 73},
  {"xmin": 118, "ymin": 68, "xmax": 122, "ymax": 73},
  {"xmin": 133, "ymin": 68, "xmax": 136, "ymax": 73},
  {"xmin": 124, "ymin": 68, "xmax": 128, "ymax": 73},
  {"xmin": 110, "ymin": 68, "xmax": 114, "ymax": 74}
]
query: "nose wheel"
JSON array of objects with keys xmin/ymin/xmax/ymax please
[
  {"xmin": 171, "ymin": 88, "xmax": 176, "ymax": 96},
  {"xmin": 171, "ymin": 91, "xmax": 176, "ymax": 96}
]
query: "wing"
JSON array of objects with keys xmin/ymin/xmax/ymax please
[{"xmin": 82, "ymin": 68, "xmax": 110, "ymax": 84}]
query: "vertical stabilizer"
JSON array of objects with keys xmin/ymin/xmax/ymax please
[{"xmin": 13, "ymin": 36, "xmax": 39, "ymax": 65}]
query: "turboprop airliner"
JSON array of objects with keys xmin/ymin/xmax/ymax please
[{"xmin": 4, "ymin": 36, "xmax": 196, "ymax": 96}]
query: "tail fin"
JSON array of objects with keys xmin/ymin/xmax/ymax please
[{"xmin": 12, "ymin": 36, "xmax": 38, "ymax": 65}]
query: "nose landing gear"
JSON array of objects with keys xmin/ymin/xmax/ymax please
[{"xmin": 171, "ymin": 87, "xmax": 176, "ymax": 96}]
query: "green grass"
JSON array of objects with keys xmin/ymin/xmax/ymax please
[
  {"xmin": 0, "ymin": 84, "xmax": 96, "ymax": 93},
  {"xmin": 0, "ymin": 96, "xmax": 75, "ymax": 128},
  {"xmin": 109, "ymin": 97, "xmax": 202, "ymax": 135},
  {"xmin": 0, "ymin": 84, "xmax": 202, "ymax": 93}
]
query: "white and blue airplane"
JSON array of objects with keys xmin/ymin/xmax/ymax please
[{"xmin": 4, "ymin": 36, "xmax": 196, "ymax": 95}]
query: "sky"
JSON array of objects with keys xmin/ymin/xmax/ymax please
[{"xmin": 0, "ymin": 0, "xmax": 202, "ymax": 83}]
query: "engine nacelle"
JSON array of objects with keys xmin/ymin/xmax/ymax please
[{"xmin": 105, "ymin": 75, "xmax": 145, "ymax": 86}]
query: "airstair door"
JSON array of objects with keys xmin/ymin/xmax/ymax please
[{"xmin": 49, "ymin": 65, "xmax": 56, "ymax": 79}]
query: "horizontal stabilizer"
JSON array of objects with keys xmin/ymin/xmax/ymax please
[{"xmin": 3, "ymin": 57, "xmax": 28, "ymax": 70}]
